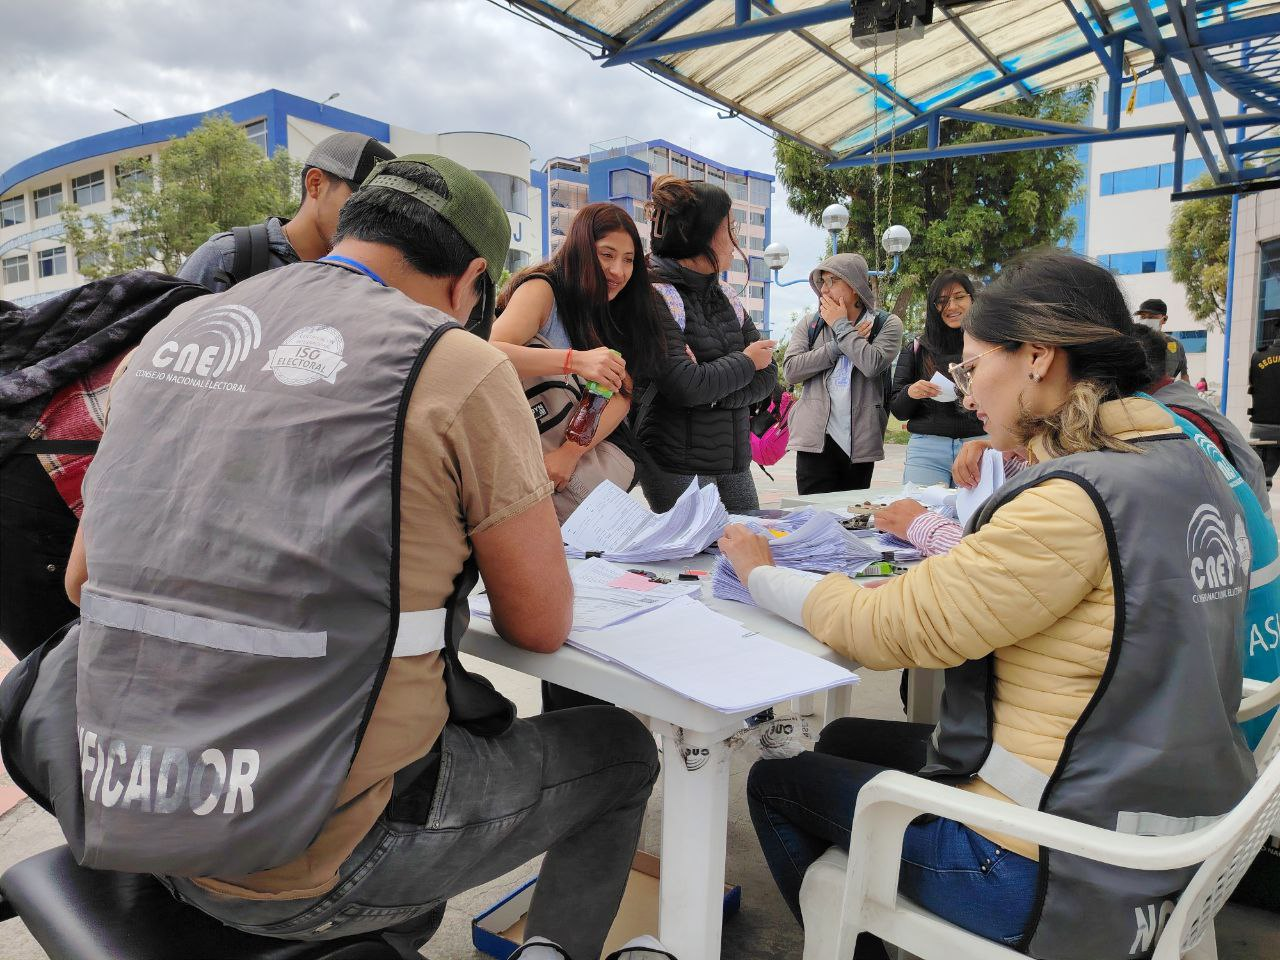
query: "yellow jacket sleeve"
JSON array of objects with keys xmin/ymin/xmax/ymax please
[{"xmin": 801, "ymin": 478, "xmax": 1111, "ymax": 669}]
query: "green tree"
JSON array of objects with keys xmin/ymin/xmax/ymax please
[
  {"xmin": 1168, "ymin": 173, "xmax": 1230, "ymax": 329},
  {"xmin": 775, "ymin": 88, "xmax": 1091, "ymax": 317},
  {"xmin": 61, "ymin": 114, "xmax": 301, "ymax": 278}
]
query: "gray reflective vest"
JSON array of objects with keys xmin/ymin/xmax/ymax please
[
  {"xmin": 12, "ymin": 262, "xmax": 514, "ymax": 878},
  {"xmin": 1154, "ymin": 378, "xmax": 1270, "ymax": 517},
  {"xmin": 929, "ymin": 430, "xmax": 1256, "ymax": 960}
]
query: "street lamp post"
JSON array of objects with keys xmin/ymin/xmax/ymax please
[
  {"xmin": 820, "ymin": 202, "xmax": 850, "ymax": 256},
  {"xmin": 764, "ymin": 223, "xmax": 913, "ymax": 289}
]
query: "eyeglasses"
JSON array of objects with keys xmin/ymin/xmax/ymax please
[
  {"xmin": 948, "ymin": 345, "xmax": 1003, "ymax": 398},
  {"xmin": 934, "ymin": 292, "xmax": 972, "ymax": 311}
]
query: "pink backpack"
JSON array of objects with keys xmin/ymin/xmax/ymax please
[{"xmin": 750, "ymin": 391, "xmax": 794, "ymax": 467}]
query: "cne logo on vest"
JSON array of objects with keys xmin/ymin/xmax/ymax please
[
  {"xmin": 1186, "ymin": 503, "xmax": 1249, "ymax": 604},
  {"xmin": 143, "ymin": 304, "xmax": 262, "ymax": 393}
]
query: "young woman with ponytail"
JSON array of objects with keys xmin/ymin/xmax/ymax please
[
  {"xmin": 638, "ymin": 175, "xmax": 778, "ymax": 512},
  {"xmin": 717, "ymin": 250, "xmax": 1253, "ymax": 958}
]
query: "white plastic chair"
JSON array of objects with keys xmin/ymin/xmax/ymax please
[{"xmin": 800, "ymin": 708, "xmax": 1280, "ymax": 960}]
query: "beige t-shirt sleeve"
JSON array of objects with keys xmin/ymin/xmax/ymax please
[{"xmin": 448, "ymin": 355, "xmax": 554, "ymax": 535}]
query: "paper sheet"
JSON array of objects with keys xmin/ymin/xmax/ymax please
[
  {"xmin": 561, "ymin": 481, "xmax": 730, "ymax": 563},
  {"xmin": 928, "ymin": 371, "xmax": 958, "ymax": 403},
  {"xmin": 954, "ymin": 448, "xmax": 1005, "ymax": 528},
  {"xmin": 471, "ymin": 558, "xmax": 701, "ymax": 631},
  {"xmin": 566, "ymin": 597, "xmax": 859, "ymax": 713}
]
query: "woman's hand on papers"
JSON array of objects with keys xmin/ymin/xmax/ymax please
[
  {"xmin": 951, "ymin": 438, "xmax": 993, "ymax": 488},
  {"xmin": 873, "ymin": 499, "xmax": 927, "ymax": 539},
  {"xmin": 545, "ymin": 443, "xmax": 585, "ymax": 491},
  {"xmin": 718, "ymin": 524, "xmax": 775, "ymax": 583}
]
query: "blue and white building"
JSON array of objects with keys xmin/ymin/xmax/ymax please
[
  {"xmin": 0, "ymin": 89, "xmax": 542, "ymax": 305},
  {"xmin": 1070, "ymin": 73, "xmax": 1235, "ymax": 383},
  {"xmin": 531, "ymin": 137, "xmax": 776, "ymax": 335}
]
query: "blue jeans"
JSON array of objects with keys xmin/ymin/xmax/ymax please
[
  {"xmin": 903, "ymin": 433, "xmax": 980, "ymax": 487},
  {"xmin": 747, "ymin": 719, "xmax": 1037, "ymax": 957}
]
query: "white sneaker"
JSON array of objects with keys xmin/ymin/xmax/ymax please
[
  {"xmin": 604, "ymin": 934, "xmax": 679, "ymax": 959},
  {"xmin": 508, "ymin": 936, "xmax": 571, "ymax": 960}
]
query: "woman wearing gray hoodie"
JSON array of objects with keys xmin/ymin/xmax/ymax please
[{"xmin": 783, "ymin": 253, "xmax": 903, "ymax": 494}]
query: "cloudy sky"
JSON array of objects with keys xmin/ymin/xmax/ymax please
[{"xmin": 1, "ymin": 0, "xmax": 826, "ymax": 330}]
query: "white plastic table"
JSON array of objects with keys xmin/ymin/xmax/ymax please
[{"xmin": 459, "ymin": 554, "xmax": 858, "ymax": 960}]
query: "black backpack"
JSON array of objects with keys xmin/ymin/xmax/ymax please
[
  {"xmin": 211, "ymin": 222, "xmax": 272, "ymax": 290},
  {"xmin": 806, "ymin": 309, "xmax": 896, "ymax": 410}
]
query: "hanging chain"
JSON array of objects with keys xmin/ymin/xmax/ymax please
[
  {"xmin": 869, "ymin": 25, "xmax": 882, "ymax": 274},
  {"xmin": 887, "ymin": 24, "xmax": 900, "ymax": 246}
]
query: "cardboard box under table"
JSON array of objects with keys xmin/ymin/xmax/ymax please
[{"xmin": 472, "ymin": 852, "xmax": 741, "ymax": 959}]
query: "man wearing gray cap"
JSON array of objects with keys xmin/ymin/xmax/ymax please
[
  {"xmin": 176, "ymin": 131, "xmax": 395, "ymax": 291},
  {"xmin": 783, "ymin": 252, "xmax": 904, "ymax": 493}
]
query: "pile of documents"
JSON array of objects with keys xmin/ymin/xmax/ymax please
[
  {"xmin": 565, "ymin": 596, "xmax": 858, "ymax": 714},
  {"xmin": 560, "ymin": 479, "xmax": 728, "ymax": 562},
  {"xmin": 711, "ymin": 510, "xmax": 883, "ymax": 605}
]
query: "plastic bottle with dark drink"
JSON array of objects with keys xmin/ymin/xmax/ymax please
[{"xmin": 564, "ymin": 350, "xmax": 620, "ymax": 446}]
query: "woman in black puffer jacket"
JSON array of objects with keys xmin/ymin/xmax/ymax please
[{"xmin": 637, "ymin": 176, "xmax": 778, "ymax": 512}]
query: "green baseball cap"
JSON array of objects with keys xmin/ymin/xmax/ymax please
[{"xmin": 361, "ymin": 153, "xmax": 511, "ymax": 286}]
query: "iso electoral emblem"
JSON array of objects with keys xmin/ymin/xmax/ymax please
[{"xmin": 264, "ymin": 325, "xmax": 348, "ymax": 386}]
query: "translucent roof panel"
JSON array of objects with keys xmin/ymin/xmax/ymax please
[{"xmin": 510, "ymin": 0, "xmax": 1280, "ymax": 170}]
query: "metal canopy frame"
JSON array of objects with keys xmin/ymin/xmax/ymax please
[{"xmin": 507, "ymin": 0, "xmax": 1280, "ymax": 193}]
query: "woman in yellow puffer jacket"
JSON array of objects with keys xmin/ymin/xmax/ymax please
[{"xmin": 723, "ymin": 250, "xmax": 1252, "ymax": 960}]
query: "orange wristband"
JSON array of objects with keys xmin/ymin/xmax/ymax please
[{"xmin": 563, "ymin": 349, "xmax": 573, "ymax": 374}]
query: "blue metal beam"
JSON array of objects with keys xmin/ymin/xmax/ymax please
[
  {"xmin": 1120, "ymin": 1, "xmax": 1221, "ymax": 182},
  {"xmin": 1230, "ymin": 135, "xmax": 1280, "ymax": 154},
  {"xmin": 939, "ymin": 107, "xmax": 1097, "ymax": 136},
  {"xmin": 1166, "ymin": 0, "xmax": 1238, "ymax": 174},
  {"xmin": 603, "ymin": 1, "xmax": 848, "ymax": 65},
  {"xmin": 1061, "ymin": 0, "xmax": 1118, "ymax": 78},
  {"xmin": 623, "ymin": 0, "xmax": 714, "ymax": 48},
  {"xmin": 836, "ymin": 5, "xmax": 1210, "ymax": 160},
  {"xmin": 735, "ymin": 0, "xmax": 751, "ymax": 25},
  {"xmin": 827, "ymin": 113, "xmax": 1275, "ymax": 169},
  {"xmin": 1173, "ymin": 129, "xmax": 1187, "ymax": 193}
]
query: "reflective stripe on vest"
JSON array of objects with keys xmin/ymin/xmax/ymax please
[
  {"xmin": 80, "ymin": 590, "xmax": 445, "ymax": 660},
  {"xmin": 393, "ymin": 608, "xmax": 447, "ymax": 657}
]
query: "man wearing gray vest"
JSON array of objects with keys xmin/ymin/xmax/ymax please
[{"xmin": 60, "ymin": 156, "xmax": 659, "ymax": 960}]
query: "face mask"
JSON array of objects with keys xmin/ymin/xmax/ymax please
[{"xmin": 1135, "ymin": 314, "xmax": 1162, "ymax": 330}]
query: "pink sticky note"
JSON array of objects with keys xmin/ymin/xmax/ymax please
[{"xmin": 609, "ymin": 573, "xmax": 659, "ymax": 592}]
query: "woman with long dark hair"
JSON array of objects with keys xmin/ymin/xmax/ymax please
[
  {"xmin": 889, "ymin": 269, "xmax": 983, "ymax": 486},
  {"xmin": 639, "ymin": 175, "xmax": 777, "ymax": 512},
  {"xmin": 719, "ymin": 250, "xmax": 1254, "ymax": 958},
  {"xmin": 492, "ymin": 202, "xmax": 663, "ymax": 501}
]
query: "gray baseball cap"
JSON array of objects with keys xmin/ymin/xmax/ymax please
[{"xmin": 304, "ymin": 133, "xmax": 396, "ymax": 188}]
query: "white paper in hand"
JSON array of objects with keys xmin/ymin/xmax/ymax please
[
  {"xmin": 928, "ymin": 371, "xmax": 958, "ymax": 403},
  {"xmin": 954, "ymin": 448, "xmax": 1005, "ymax": 528}
]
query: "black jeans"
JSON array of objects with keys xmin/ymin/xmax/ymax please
[
  {"xmin": 0, "ymin": 453, "xmax": 81, "ymax": 659},
  {"xmin": 796, "ymin": 435, "xmax": 875, "ymax": 495}
]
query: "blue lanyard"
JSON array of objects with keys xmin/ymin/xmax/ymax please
[{"xmin": 319, "ymin": 254, "xmax": 387, "ymax": 287}]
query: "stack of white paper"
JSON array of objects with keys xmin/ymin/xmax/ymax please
[
  {"xmin": 470, "ymin": 557, "xmax": 701, "ymax": 631},
  {"xmin": 566, "ymin": 597, "xmax": 859, "ymax": 713},
  {"xmin": 561, "ymin": 480, "xmax": 728, "ymax": 562},
  {"xmin": 955, "ymin": 448, "xmax": 1005, "ymax": 527},
  {"xmin": 711, "ymin": 511, "xmax": 882, "ymax": 604}
]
